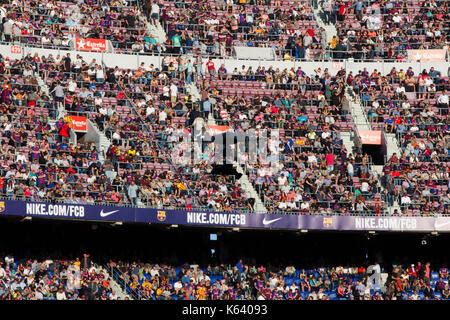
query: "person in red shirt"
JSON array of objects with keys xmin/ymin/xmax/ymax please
[
  {"xmin": 66, "ymin": 166, "xmax": 76, "ymax": 175},
  {"xmin": 337, "ymin": 2, "xmax": 346, "ymax": 22},
  {"xmin": 206, "ymin": 59, "xmax": 216, "ymax": 79},
  {"xmin": 389, "ymin": 153, "xmax": 399, "ymax": 164},
  {"xmin": 325, "ymin": 153, "xmax": 335, "ymax": 172},
  {"xmin": 59, "ymin": 120, "xmax": 71, "ymax": 143}
]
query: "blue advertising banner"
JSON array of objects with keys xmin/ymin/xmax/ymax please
[{"xmin": 0, "ymin": 199, "xmax": 447, "ymax": 232}]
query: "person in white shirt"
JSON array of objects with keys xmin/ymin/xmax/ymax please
[
  {"xmin": 151, "ymin": 3, "xmax": 160, "ymax": 23},
  {"xmin": 56, "ymin": 288, "xmax": 67, "ymax": 300},
  {"xmin": 278, "ymin": 201, "xmax": 287, "ymax": 210},
  {"xmin": 35, "ymin": 287, "xmax": 44, "ymax": 300},
  {"xmin": 16, "ymin": 152, "xmax": 27, "ymax": 163},
  {"xmin": 347, "ymin": 161, "xmax": 354, "ymax": 178},
  {"xmin": 169, "ymin": 82, "xmax": 178, "ymax": 103},
  {"xmin": 174, "ymin": 281, "xmax": 183, "ymax": 291},
  {"xmin": 392, "ymin": 12, "xmax": 402, "ymax": 26},
  {"xmin": 67, "ymin": 78, "xmax": 77, "ymax": 93},
  {"xmin": 96, "ymin": 65, "xmax": 105, "ymax": 83},
  {"xmin": 437, "ymin": 90, "xmax": 449, "ymax": 115},
  {"xmin": 396, "ymin": 85, "xmax": 405, "ymax": 94},
  {"xmin": 146, "ymin": 105, "xmax": 156, "ymax": 117},
  {"xmin": 0, "ymin": 265, "xmax": 6, "ymax": 278},
  {"xmin": 109, "ymin": 290, "xmax": 119, "ymax": 300},
  {"xmin": 401, "ymin": 195, "xmax": 411, "ymax": 205},
  {"xmin": 150, "ymin": 266, "xmax": 160, "ymax": 277}
]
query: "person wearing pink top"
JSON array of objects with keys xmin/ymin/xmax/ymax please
[{"xmin": 325, "ymin": 152, "xmax": 335, "ymax": 173}]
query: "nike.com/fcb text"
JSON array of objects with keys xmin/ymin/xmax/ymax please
[
  {"xmin": 25, "ymin": 203, "xmax": 85, "ymax": 217},
  {"xmin": 186, "ymin": 212, "xmax": 246, "ymax": 225},
  {"xmin": 354, "ymin": 218, "xmax": 417, "ymax": 230}
]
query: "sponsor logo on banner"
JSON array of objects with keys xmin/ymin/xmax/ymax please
[
  {"xmin": 75, "ymin": 38, "xmax": 107, "ymax": 52},
  {"xmin": 332, "ymin": 62, "xmax": 343, "ymax": 70},
  {"xmin": 157, "ymin": 211, "xmax": 166, "ymax": 221},
  {"xmin": 0, "ymin": 201, "xmax": 5, "ymax": 213},
  {"xmin": 408, "ymin": 49, "xmax": 445, "ymax": 62},
  {"xmin": 262, "ymin": 217, "xmax": 282, "ymax": 226},
  {"xmin": 323, "ymin": 217, "xmax": 333, "ymax": 228},
  {"xmin": 206, "ymin": 125, "xmax": 231, "ymax": 136},
  {"xmin": 10, "ymin": 46, "xmax": 22, "ymax": 54},
  {"xmin": 100, "ymin": 209, "xmax": 119, "ymax": 218},
  {"xmin": 434, "ymin": 220, "xmax": 450, "ymax": 229},
  {"xmin": 359, "ymin": 130, "xmax": 381, "ymax": 145},
  {"xmin": 65, "ymin": 115, "xmax": 87, "ymax": 132}
]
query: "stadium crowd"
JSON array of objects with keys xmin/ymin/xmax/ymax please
[
  {"xmin": 109, "ymin": 258, "xmax": 450, "ymax": 300},
  {"xmin": 0, "ymin": 50, "xmax": 448, "ymax": 215},
  {"xmin": 0, "ymin": 0, "xmax": 164, "ymax": 54},
  {"xmin": 2, "ymin": 252, "xmax": 449, "ymax": 300},
  {"xmin": 0, "ymin": 254, "xmax": 123, "ymax": 300},
  {"xmin": 350, "ymin": 66, "xmax": 449, "ymax": 213},
  {"xmin": 197, "ymin": 63, "xmax": 385, "ymax": 214},
  {"xmin": 2, "ymin": 0, "xmax": 446, "ymax": 62},
  {"xmin": 330, "ymin": 0, "xmax": 449, "ymax": 61}
]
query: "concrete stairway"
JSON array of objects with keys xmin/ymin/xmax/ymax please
[
  {"xmin": 188, "ymin": 81, "xmax": 267, "ymax": 213},
  {"xmin": 340, "ymin": 131, "xmax": 354, "ymax": 155},
  {"xmin": 87, "ymin": 119, "xmax": 111, "ymax": 164},
  {"xmin": 96, "ymin": 264, "xmax": 132, "ymax": 300},
  {"xmin": 346, "ymin": 89, "xmax": 371, "ymax": 131},
  {"xmin": 140, "ymin": 11, "xmax": 167, "ymax": 50},
  {"xmin": 346, "ymin": 89, "xmax": 402, "ymax": 214},
  {"xmin": 312, "ymin": 0, "xmax": 337, "ymax": 45},
  {"xmin": 233, "ymin": 161, "xmax": 268, "ymax": 213},
  {"xmin": 385, "ymin": 133, "xmax": 402, "ymax": 160}
]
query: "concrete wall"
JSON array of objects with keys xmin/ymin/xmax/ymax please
[
  {"xmin": 1, "ymin": 43, "xmax": 448, "ymax": 75},
  {"xmin": 210, "ymin": 58, "xmax": 450, "ymax": 76}
]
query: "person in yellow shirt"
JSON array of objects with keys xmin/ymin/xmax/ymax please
[
  {"xmin": 73, "ymin": 258, "xmax": 81, "ymax": 269},
  {"xmin": 176, "ymin": 182, "xmax": 187, "ymax": 190},
  {"xmin": 283, "ymin": 52, "xmax": 292, "ymax": 61},
  {"xmin": 398, "ymin": 69, "xmax": 406, "ymax": 82},
  {"xmin": 197, "ymin": 285, "xmax": 207, "ymax": 300},
  {"xmin": 130, "ymin": 279, "xmax": 140, "ymax": 290},
  {"xmin": 295, "ymin": 137, "xmax": 306, "ymax": 146},
  {"xmin": 142, "ymin": 279, "xmax": 152, "ymax": 291},
  {"xmin": 127, "ymin": 147, "xmax": 136, "ymax": 157},
  {"xmin": 330, "ymin": 36, "xmax": 339, "ymax": 50}
]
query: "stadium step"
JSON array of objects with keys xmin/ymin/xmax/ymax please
[
  {"xmin": 346, "ymin": 89, "xmax": 371, "ymax": 131},
  {"xmin": 97, "ymin": 264, "xmax": 133, "ymax": 300}
]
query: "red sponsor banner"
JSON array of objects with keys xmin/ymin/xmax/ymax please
[
  {"xmin": 65, "ymin": 115, "xmax": 87, "ymax": 132},
  {"xmin": 75, "ymin": 38, "xmax": 107, "ymax": 52},
  {"xmin": 408, "ymin": 49, "xmax": 445, "ymax": 62},
  {"xmin": 207, "ymin": 125, "xmax": 231, "ymax": 136},
  {"xmin": 10, "ymin": 46, "xmax": 22, "ymax": 54},
  {"xmin": 359, "ymin": 130, "xmax": 381, "ymax": 145}
]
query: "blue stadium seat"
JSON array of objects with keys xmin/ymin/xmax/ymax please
[
  {"xmin": 435, "ymin": 292, "xmax": 442, "ymax": 299},
  {"xmin": 431, "ymin": 272, "xmax": 439, "ymax": 280}
]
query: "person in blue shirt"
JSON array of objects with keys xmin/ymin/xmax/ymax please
[
  {"xmin": 298, "ymin": 114, "xmax": 308, "ymax": 123},
  {"xmin": 171, "ymin": 33, "xmax": 182, "ymax": 54},
  {"xmin": 385, "ymin": 115, "xmax": 395, "ymax": 133},
  {"xmin": 236, "ymin": 260, "xmax": 244, "ymax": 273},
  {"xmin": 284, "ymin": 138, "xmax": 295, "ymax": 155}
]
